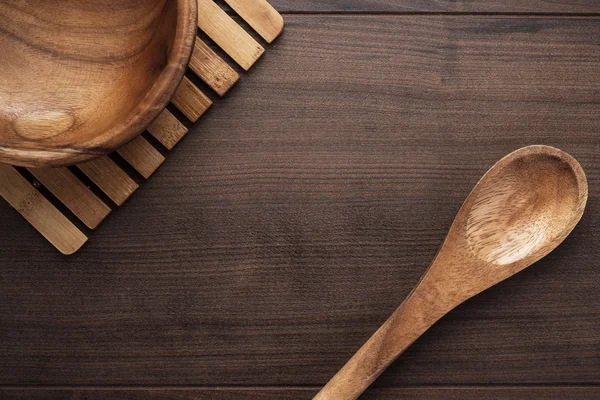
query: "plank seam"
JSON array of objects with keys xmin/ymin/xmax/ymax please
[
  {"xmin": 1, "ymin": 384, "xmax": 600, "ymax": 389},
  {"xmin": 271, "ymin": 11, "xmax": 600, "ymax": 16}
]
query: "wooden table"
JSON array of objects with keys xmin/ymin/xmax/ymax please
[{"xmin": 1, "ymin": 1, "xmax": 599, "ymax": 398}]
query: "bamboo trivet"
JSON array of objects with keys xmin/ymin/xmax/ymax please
[{"xmin": 0, "ymin": 0, "xmax": 283, "ymax": 254}]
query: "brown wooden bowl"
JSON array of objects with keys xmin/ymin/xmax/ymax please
[{"xmin": 0, "ymin": 0, "xmax": 197, "ymax": 167}]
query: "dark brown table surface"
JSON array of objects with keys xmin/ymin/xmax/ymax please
[{"xmin": 2, "ymin": 1, "xmax": 600, "ymax": 399}]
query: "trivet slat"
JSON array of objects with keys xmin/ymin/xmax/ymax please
[
  {"xmin": 147, "ymin": 110, "xmax": 189, "ymax": 150},
  {"xmin": 189, "ymin": 40, "xmax": 239, "ymax": 96},
  {"xmin": 197, "ymin": 0, "xmax": 264, "ymax": 70},
  {"xmin": 0, "ymin": 164, "xmax": 87, "ymax": 254},
  {"xmin": 27, "ymin": 167, "xmax": 111, "ymax": 230},
  {"xmin": 117, "ymin": 136, "xmax": 166, "ymax": 179},
  {"xmin": 223, "ymin": 0, "xmax": 284, "ymax": 43},
  {"xmin": 171, "ymin": 76, "xmax": 213, "ymax": 122},
  {"xmin": 78, "ymin": 156, "xmax": 138, "ymax": 206}
]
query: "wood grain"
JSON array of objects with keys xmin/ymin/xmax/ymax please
[
  {"xmin": 117, "ymin": 136, "xmax": 166, "ymax": 179},
  {"xmin": 171, "ymin": 77, "xmax": 213, "ymax": 123},
  {"xmin": 1, "ymin": 388, "xmax": 600, "ymax": 399},
  {"xmin": 147, "ymin": 110, "xmax": 189, "ymax": 150},
  {"xmin": 197, "ymin": 0, "xmax": 264, "ymax": 70},
  {"xmin": 0, "ymin": 164, "xmax": 87, "ymax": 254},
  {"xmin": 224, "ymin": 0, "xmax": 284, "ymax": 43},
  {"xmin": 77, "ymin": 156, "xmax": 138, "ymax": 206},
  {"xmin": 0, "ymin": 0, "xmax": 197, "ymax": 167},
  {"xmin": 0, "ymin": 13, "xmax": 599, "ymax": 394},
  {"xmin": 267, "ymin": 0, "xmax": 600, "ymax": 13},
  {"xmin": 27, "ymin": 167, "xmax": 111, "ymax": 229},
  {"xmin": 189, "ymin": 40, "xmax": 240, "ymax": 96}
]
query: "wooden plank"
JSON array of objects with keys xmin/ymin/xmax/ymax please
[
  {"xmin": 147, "ymin": 109, "xmax": 189, "ymax": 150},
  {"xmin": 0, "ymin": 164, "xmax": 87, "ymax": 255},
  {"xmin": 1, "ymin": 388, "xmax": 600, "ymax": 399},
  {"xmin": 27, "ymin": 167, "xmax": 111, "ymax": 229},
  {"xmin": 77, "ymin": 156, "xmax": 138, "ymax": 206},
  {"xmin": 117, "ymin": 136, "xmax": 165, "ymax": 179},
  {"xmin": 264, "ymin": 0, "xmax": 600, "ymax": 13},
  {"xmin": 171, "ymin": 76, "xmax": 213, "ymax": 122},
  {"xmin": 224, "ymin": 0, "xmax": 284, "ymax": 43},
  {"xmin": 189, "ymin": 39, "xmax": 240, "ymax": 96},
  {"xmin": 197, "ymin": 0, "xmax": 264, "ymax": 70},
  {"xmin": 0, "ymin": 15, "xmax": 599, "ymax": 387}
]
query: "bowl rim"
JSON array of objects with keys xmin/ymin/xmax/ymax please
[{"xmin": 0, "ymin": 0, "xmax": 198, "ymax": 167}]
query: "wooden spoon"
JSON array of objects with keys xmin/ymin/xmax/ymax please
[
  {"xmin": 314, "ymin": 145, "xmax": 588, "ymax": 400},
  {"xmin": 0, "ymin": 0, "xmax": 197, "ymax": 167}
]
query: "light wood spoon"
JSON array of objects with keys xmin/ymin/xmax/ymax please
[{"xmin": 314, "ymin": 145, "xmax": 588, "ymax": 400}]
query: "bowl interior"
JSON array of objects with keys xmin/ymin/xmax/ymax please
[{"xmin": 0, "ymin": 0, "xmax": 196, "ymax": 167}]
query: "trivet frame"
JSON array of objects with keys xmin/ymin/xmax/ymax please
[{"xmin": 0, "ymin": 0, "xmax": 283, "ymax": 254}]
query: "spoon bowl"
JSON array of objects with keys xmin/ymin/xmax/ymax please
[
  {"xmin": 0, "ymin": 0, "xmax": 197, "ymax": 167},
  {"xmin": 315, "ymin": 145, "xmax": 587, "ymax": 400},
  {"xmin": 464, "ymin": 147, "xmax": 585, "ymax": 266}
]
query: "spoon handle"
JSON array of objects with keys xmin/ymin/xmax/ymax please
[{"xmin": 313, "ymin": 278, "xmax": 451, "ymax": 400}]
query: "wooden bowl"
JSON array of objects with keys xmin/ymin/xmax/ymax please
[{"xmin": 0, "ymin": 0, "xmax": 197, "ymax": 167}]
